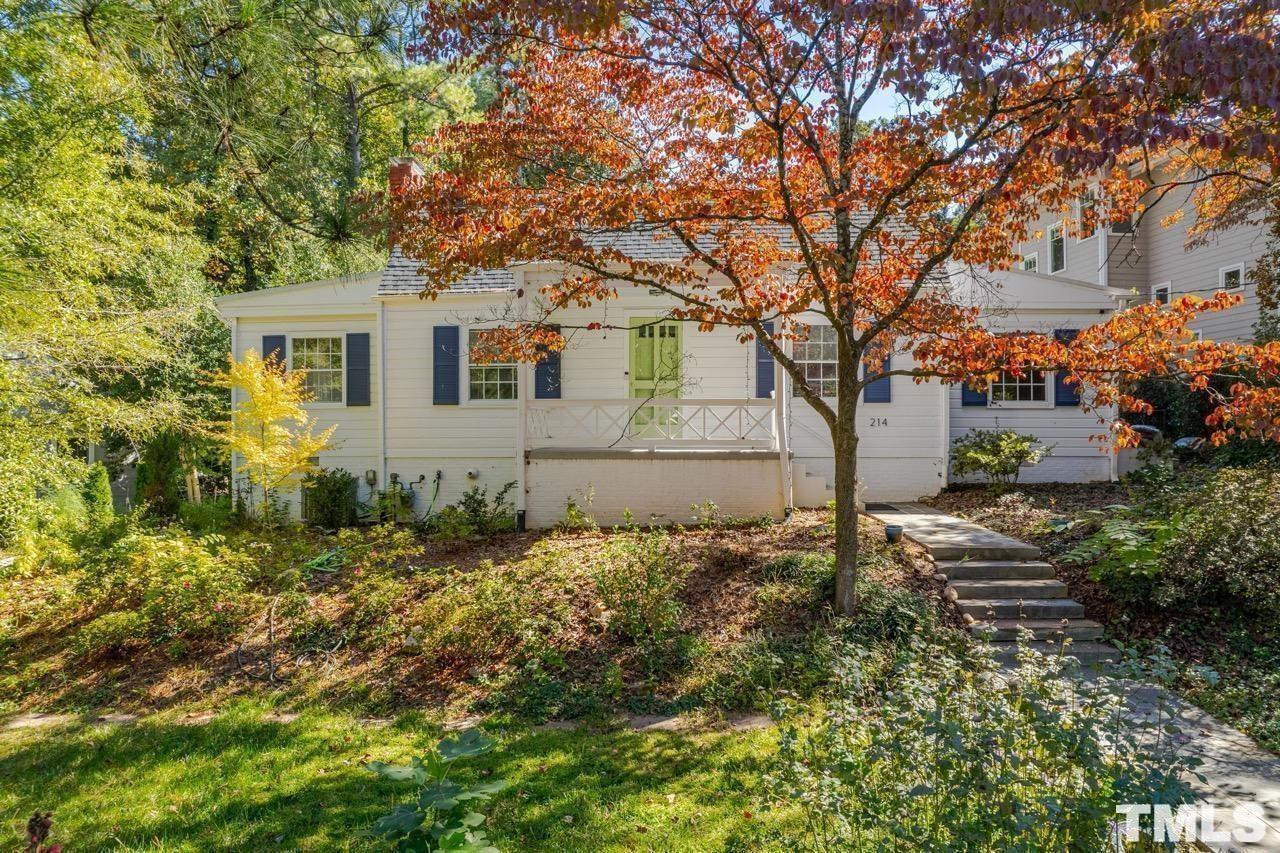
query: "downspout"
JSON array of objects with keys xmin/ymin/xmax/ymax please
[
  {"xmin": 1097, "ymin": 222, "xmax": 1110, "ymax": 289},
  {"xmin": 514, "ymin": 270, "xmax": 529, "ymax": 532},
  {"xmin": 774, "ymin": 337, "xmax": 794, "ymax": 518},
  {"xmin": 377, "ymin": 299, "xmax": 388, "ymax": 498}
]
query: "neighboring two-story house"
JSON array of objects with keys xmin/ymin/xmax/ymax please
[
  {"xmin": 1013, "ymin": 163, "xmax": 1268, "ymax": 342},
  {"xmin": 214, "ymin": 158, "xmax": 1265, "ymax": 527}
]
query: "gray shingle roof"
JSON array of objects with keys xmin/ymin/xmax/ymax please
[
  {"xmin": 379, "ymin": 250, "xmax": 517, "ymax": 296},
  {"xmin": 377, "ymin": 221, "xmax": 859, "ymax": 296}
]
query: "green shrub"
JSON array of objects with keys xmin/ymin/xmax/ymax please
[
  {"xmin": 557, "ymin": 487, "xmax": 597, "ymax": 532},
  {"xmin": 81, "ymin": 463, "xmax": 114, "ymax": 528},
  {"xmin": 424, "ymin": 482, "xmax": 516, "ymax": 540},
  {"xmin": 593, "ymin": 529, "xmax": 690, "ymax": 657},
  {"xmin": 761, "ymin": 552, "xmax": 834, "ymax": 603},
  {"xmin": 412, "ymin": 555, "xmax": 573, "ymax": 669},
  {"xmin": 1157, "ymin": 467, "xmax": 1280, "ymax": 619},
  {"xmin": 74, "ymin": 610, "xmax": 148, "ymax": 656},
  {"xmin": 301, "ymin": 468, "xmax": 362, "ymax": 529},
  {"xmin": 765, "ymin": 640, "xmax": 1198, "ymax": 849},
  {"xmin": 76, "ymin": 525, "xmax": 251, "ymax": 646},
  {"xmin": 1063, "ymin": 466, "xmax": 1280, "ymax": 619},
  {"xmin": 844, "ymin": 577, "xmax": 936, "ymax": 645},
  {"xmin": 457, "ymin": 481, "xmax": 516, "ymax": 535},
  {"xmin": 1059, "ymin": 506, "xmax": 1176, "ymax": 600},
  {"xmin": 950, "ymin": 428, "xmax": 1051, "ymax": 487},
  {"xmin": 135, "ymin": 430, "xmax": 185, "ymax": 517},
  {"xmin": 178, "ymin": 495, "xmax": 233, "ymax": 535},
  {"xmin": 365, "ymin": 728, "xmax": 506, "ymax": 851}
]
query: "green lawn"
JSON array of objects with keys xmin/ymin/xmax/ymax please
[{"xmin": 1, "ymin": 700, "xmax": 789, "ymax": 851}]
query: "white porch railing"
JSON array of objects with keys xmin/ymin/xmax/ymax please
[{"xmin": 526, "ymin": 398, "xmax": 777, "ymax": 449}]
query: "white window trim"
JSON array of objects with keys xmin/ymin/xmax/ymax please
[
  {"xmin": 464, "ymin": 326, "xmax": 518, "ymax": 405},
  {"xmin": 288, "ymin": 333, "xmax": 345, "ymax": 407},
  {"xmin": 1152, "ymin": 282, "xmax": 1171, "ymax": 305},
  {"xmin": 988, "ymin": 369, "xmax": 1055, "ymax": 410},
  {"xmin": 1219, "ymin": 263, "xmax": 1245, "ymax": 292},
  {"xmin": 1075, "ymin": 192, "xmax": 1098, "ymax": 243},
  {"xmin": 1047, "ymin": 222, "xmax": 1066, "ymax": 274},
  {"xmin": 1021, "ymin": 252, "xmax": 1039, "ymax": 273},
  {"xmin": 791, "ymin": 323, "xmax": 839, "ymax": 400}
]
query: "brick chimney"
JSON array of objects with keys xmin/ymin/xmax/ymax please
[
  {"xmin": 388, "ymin": 156, "xmax": 424, "ymax": 194},
  {"xmin": 388, "ymin": 157, "xmax": 424, "ymax": 249}
]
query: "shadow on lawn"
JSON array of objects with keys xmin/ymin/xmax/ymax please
[{"xmin": 0, "ymin": 712, "xmax": 773, "ymax": 851}]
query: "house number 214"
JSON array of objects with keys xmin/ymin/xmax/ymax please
[{"xmin": 869, "ymin": 417, "xmax": 889, "ymax": 427}]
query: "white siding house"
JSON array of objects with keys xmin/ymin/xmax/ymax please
[{"xmin": 216, "ymin": 242, "xmax": 1128, "ymax": 527}]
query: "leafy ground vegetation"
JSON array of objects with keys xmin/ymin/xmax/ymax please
[
  {"xmin": 0, "ymin": 496, "xmax": 1206, "ymax": 849},
  {"xmin": 0, "ymin": 507, "xmax": 944, "ymax": 722},
  {"xmin": 929, "ymin": 453, "xmax": 1280, "ymax": 753}
]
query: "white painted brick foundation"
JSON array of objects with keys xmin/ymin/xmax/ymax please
[{"xmin": 524, "ymin": 450, "xmax": 784, "ymax": 528}]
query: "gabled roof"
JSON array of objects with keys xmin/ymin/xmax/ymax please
[
  {"xmin": 949, "ymin": 264, "xmax": 1130, "ymax": 312},
  {"xmin": 378, "ymin": 222, "xmax": 825, "ymax": 296}
]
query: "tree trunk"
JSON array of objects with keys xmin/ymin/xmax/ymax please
[
  {"xmin": 832, "ymin": 342, "xmax": 861, "ymax": 615},
  {"xmin": 344, "ymin": 79, "xmax": 362, "ymax": 195}
]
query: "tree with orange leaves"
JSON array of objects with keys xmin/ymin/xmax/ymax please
[{"xmin": 394, "ymin": 0, "xmax": 1280, "ymax": 615}]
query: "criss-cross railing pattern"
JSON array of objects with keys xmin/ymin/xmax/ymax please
[{"xmin": 526, "ymin": 398, "xmax": 776, "ymax": 449}]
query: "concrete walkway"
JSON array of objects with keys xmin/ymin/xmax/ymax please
[{"xmin": 869, "ymin": 501, "xmax": 1280, "ymax": 851}]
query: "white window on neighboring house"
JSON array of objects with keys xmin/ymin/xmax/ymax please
[
  {"xmin": 1220, "ymin": 264, "xmax": 1245, "ymax": 292},
  {"xmin": 1022, "ymin": 252, "xmax": 1039, "ymax": 272},
  {"xmin": 291, "ymin": 337, "xmax": 343, "ymax": 402},
  {"xmin": 989, "ymin": 368, "xmax": 1053, "ymax": 409},
  {"xmin": 793, "ymin": 324, "xmax": 838, "ymax": 398},
  {"xmin": 1048, "ymin": 223, "xmax": 1066, "ymax": 273},
  {"xmin": 1152, "ymin": 283, "xmax": 1171, "ymax": 305},
  {"xmin": 1076, "ymin": 193, "xmax": 1098, "ymax": 240},
  {"xmin": 468, "ymin": 329, "xmax": 518, "ymax": 401}
]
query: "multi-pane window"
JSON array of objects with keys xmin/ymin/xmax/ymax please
[
  {"xmin": 1048, "ymin": 224, "xmax": 1066, "ymax": 273},
  {"xmin": 468, "ymin": 330, "xmax": 518, "ymax": 400},
  {"xmin": 1022, "ymin": 253, "xmax": 1039, "ymax": 272},
  {"xmin": 1077, "ymin": 193, "xmax": 1097, "ymax": 239},
  {"xmin": 793, "ymin": 325, "xmax": 838, "ymax": 398},
  {"xmin": 292, "ymin": 337, "xmax": 343, "ymax": 402},
  {"xmin": 989, "ymin": 369, "xmax": 1048, "ymax": 405},
  {"xmin": 1220, "ymin": 264, "xmax": 1244, "ymax": 291}
]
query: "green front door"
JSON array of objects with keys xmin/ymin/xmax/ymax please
[{"xmin": 629, "ymin": 318, "xmax": 682, "ymax": 437}]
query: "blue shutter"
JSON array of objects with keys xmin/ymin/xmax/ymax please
[
  {"xmin": 863, "ymin": 355, "xmax": 891, "ymax": 403},
  {"xmin": 262, "ymin": 334, "xmax": 286, "ymax": 367},
  {"xmin": 1054, "ymin": 329, "xmax": 1080, "ymax": 406},
  {"xmin": 535, "ymin": 325, "xmax": 561, "ymax": 399},
  {"xmin": 961, "ymin": 381, "xmax": 987, "ymax": 406},
  {"xmin": 433, "ymin": 325, "xmax": 460, "ymax": 405},
  {"xmin": 755, "ymin": 322, "xmax": 775, "ymax": 398},
  {"xmin": 346, "ymin": 333, "xmax": 371, "ymax": 406}
]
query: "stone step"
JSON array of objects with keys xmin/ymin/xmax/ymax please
[
  {"xmin": 989, "ymin": 640, "xmax": 1118, "ymax": 666},
  {"xmin": 970, "ymin": 618, "xmax": 1106, "ymax": 642},
  {"xmin": 925, "ymin": 542, "xmax": 1042, "ymax": 562},
  {"xmin": 957, "ymin": 598, "xmax": 1087, "ymax": 619},
  {"xmin": 948, "ymin": 579, "xmax": 1070, "ymax": 600},
  {"xmin": 936, "ymin": 560, "xmax": 1057, "ymax": 580}
]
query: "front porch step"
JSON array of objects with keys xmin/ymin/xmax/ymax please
[
  {"xmin": 989, "ymin": 641, "xmax": 1118, "ymax": 666},
  {"xmin": 957, "ymin": 598, "xmax": 1087, "ymax": 619},
  {"xmin": 971, "ymin": 618, "xmax": 1106, "ymax": 642},
  {"xmin": 948, "ymin": 579, "xmax": 1069, "ymax": 600},
  {"xmin": 936, "ymin": 560, "xmax": 1056, "ymax": 580}
]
